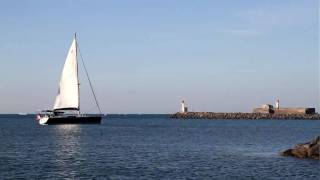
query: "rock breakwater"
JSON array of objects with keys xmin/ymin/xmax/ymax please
[{"xmin": 171, "ymin": 112, "xmax": 320, "ymax": 120}]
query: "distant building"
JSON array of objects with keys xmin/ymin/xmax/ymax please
[
  {"xmin": 254, "ymin": 104, "xmax": 274, "ymax": 114},
  {"xmin": 253, "ymin": 101, "xmax": 315, "ymax": 115},
  {"xmin": 262, "ymin": 104, "xmax": 273, "ymax": 109},
  {"xmin": 181, "ymin": 100, "xmax": 188, "ymax": 113}
]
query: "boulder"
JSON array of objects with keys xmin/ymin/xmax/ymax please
[{"xmin": 281, "ymin": 136, "xmax": 320, "ymax": 160}]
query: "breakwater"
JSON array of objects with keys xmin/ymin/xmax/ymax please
[{"xmin": 171, "ymin": 112, "xmax": 320, "ymax": 120}]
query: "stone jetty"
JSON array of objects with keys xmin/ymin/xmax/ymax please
[
  {"xmin": 281, "ymin": 136, "xmax": 320, "ymax": 160},
  {"xmin": 171, "ymin": 112, "xmax": 320, "ymax": 120}
]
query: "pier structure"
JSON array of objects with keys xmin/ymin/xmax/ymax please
[
  {"xmin": 172, "ymin": 99, "xmax": 319, "ymax": 120},
  {"xmin": 171, "ymin": 112, "xmax": 320, "ymax": 120}
]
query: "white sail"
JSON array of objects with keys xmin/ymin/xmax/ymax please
[{"xmin": 53, "ymin": 38, "xmax": 79, "ymax": 110}]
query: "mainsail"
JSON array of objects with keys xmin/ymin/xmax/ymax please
[{"xmin": 53, "ymin": 38, "xmax": 79, "ymax": 111}]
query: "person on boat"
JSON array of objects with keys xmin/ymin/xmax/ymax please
[{"xmin": 35, "ymin": 114, "xmax": 41, "ymax": 121}]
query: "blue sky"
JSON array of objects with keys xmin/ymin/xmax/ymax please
[{"xmin": 0, "ymin": 0, "xmax": 318, "ymax": 113}]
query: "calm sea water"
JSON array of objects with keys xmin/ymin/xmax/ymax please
[{"xmin": 0, "ymin": 114, "xmax": 319, "ymax": 179}]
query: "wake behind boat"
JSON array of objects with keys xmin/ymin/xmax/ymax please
[{"xmin": 37, "ymin": 34, "xmax": 102, "ymax": 125}]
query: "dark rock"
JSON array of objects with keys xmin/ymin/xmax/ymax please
[
  {"xmin": 281, "ymin": 149, "xmax": 293, "ymax": 156},
  {"xmin": 281, "ymin": 136, "xmax": 320, "ymax": 160},
  {"xmin": 291, "ymin": 145, "xmax": 309, "ymax": 158},
  {"xmin": 308, "ymin": 144, "xmax": 319, "ymax": 159}
]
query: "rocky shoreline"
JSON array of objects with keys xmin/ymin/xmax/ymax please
[
  {"xmin": 281, "ymin": 136, "xmax": 320, "ymax": 160},
  {"xmin": 171, "ymin": 112, "xmax": 320, "ymax": 120}
]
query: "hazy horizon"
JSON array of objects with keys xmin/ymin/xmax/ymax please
[{"xmin": 0, "ymin": 0, "xmax": 318, "ymax": 114}]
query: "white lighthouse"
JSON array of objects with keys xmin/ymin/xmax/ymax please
[
  {"xmin": 181, "ymin": 100, "xmax": 188, "ymax": 113},
  {"xmin": 276, "ymin": 99, "xmax": 280, "ymax": 109}
]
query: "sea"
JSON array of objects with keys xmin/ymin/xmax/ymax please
[{"xmin": 0, "ymin": 114, "xmax": 319, "ymax": 179}]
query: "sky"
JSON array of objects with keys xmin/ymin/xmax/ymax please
[{"xmin": 0, "ymin": 0, "xmax": 318, "ymax": 114}]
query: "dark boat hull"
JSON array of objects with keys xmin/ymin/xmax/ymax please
[{"xmin": 44, "ymin": 115, "xmax": 102, "ymax": 125}]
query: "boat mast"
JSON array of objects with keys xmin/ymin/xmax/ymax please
[{"xmin": 75, "ymin": 33, "xmax": 81, "ymax": 115}]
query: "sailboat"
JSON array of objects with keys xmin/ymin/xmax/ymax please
[{"xmin": 37, "ymin": 34, "xmax": 102, "ymax": 125}]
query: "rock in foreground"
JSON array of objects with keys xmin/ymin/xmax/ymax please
[{"xmin": 281, "ymin": 136, "xmax": 320, "ymax": 160}]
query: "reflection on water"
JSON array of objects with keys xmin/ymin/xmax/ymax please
[
  {"xmin": 54, "ymin": 124, "xmax": 81, "ymax": 131},
  {"xmin": 52, "ymin": 125, "xmax": 83, "ymax": 178}
]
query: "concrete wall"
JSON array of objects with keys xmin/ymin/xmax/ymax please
[
  {"xmin": 253, "ymin": 108, "xmax": 315, "ymax": 115},
  {"xmin": 273, "ymin": 108, "xmax": 315, "ymax": 115}
]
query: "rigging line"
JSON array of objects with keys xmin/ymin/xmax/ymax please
[{"xmin": 76, "ymin": 40, "xmax": 102, "ymax": 115}]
